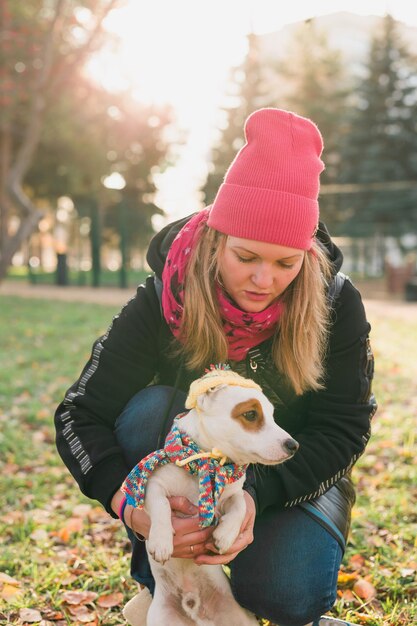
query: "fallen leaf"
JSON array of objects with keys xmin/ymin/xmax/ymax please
[
  {"xmin": 59, "ymin": 573, "xmax": 77, "ymax": 586},
  {"xmin": 62, "ymin": 590, "xmax": 98, "ymax": 605},
  {"xmin": 1, "ymin": 583, "xmax": 23, "ymax": 600},
  {"xmin": 42, "ymin": 610, "xmax": 65, "ymax": 620},
  {"xmin": 338, "ymin": 571, "xmax": 359, "ymax": 585},
  {"xmin": 56, "ymin": 517, "xmax": 84, "ymax": 543},
  {"xmin": 73, "ymin": 504, "xmax": 92, "ymax": 517},
  {"xmin": 353, "ymin": 578, "xmax": 377, "ymax": 600},
  {"xmin": 68, "ymin": 605, "xmax": 97, "ymax": 622},
  {"xmin": 19, "ymin": 607, "xmax": 43, "ymax": 622},
  {"xmin": 400, "ymin": 568, "xmax": 416, "ymax": 577},
  {"xmin": 96, "ymin": 591, "xmax": 123, "ymax": 607},
  {"xmin": 352, "ymin": 614, "xmax": 375, "ymax": 624},
  {"xmin": 348, "ymin": 553, "xmax": 366, "ymax": 570},
  {"xmin": 77, "ymin": 613, "xmax": 97, "ymax": 623},
  {"xmin": 30, "ymin": 528, "xmax": 49, "ymax": 543},
  {"xmin": 337, "ymin": 588, "xmax": 357, "ymax": 603},
  {"xmin": 0, "ymin": 572, "xmax": 21, "ymax": 586}
]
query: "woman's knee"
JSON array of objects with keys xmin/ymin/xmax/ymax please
[
  {"xmin": 232, "ymin": 578, "xmax": 337, "ymax": 626},
  {"xmin": 230, "ymin": 517, "xmax": 342, "ymax": 626},
  {"xmin": 114, "ymin": 385, "xmax": 186, "ymax": 468}
]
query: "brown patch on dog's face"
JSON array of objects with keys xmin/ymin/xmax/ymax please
[{"xmin": 231, "ymin": 399, "xmax": 264, "ymax": 431}]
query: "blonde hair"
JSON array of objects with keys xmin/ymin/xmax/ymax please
[{"xmin": 176, "ymin": 224, "xmax": 333, "ymax": 395}]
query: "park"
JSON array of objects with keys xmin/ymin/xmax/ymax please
[{"xmin": 1, "ymin": 1, "xmax": 417, "ymax": 625}]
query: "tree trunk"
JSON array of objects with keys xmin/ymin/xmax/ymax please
[
  {"xmin": 0, "ymin": 0, "xmax": 119, "ymax": 282},
  {"xmin": 0, "ymin": 124, "xmax": 12, "ymax": 257}
]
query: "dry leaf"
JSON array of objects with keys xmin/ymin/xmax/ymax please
[
  {"xmin": 42, "ymin": 609, "xmax": 65, "ymax": 620},
  {"xmin": 348, "ymin": 553, "xmax": 366, "ymax": 570},
  {"xmin": 353, "ymin": 578, "xmax": 377, "ymax": 600},
  {"xmin": 68, "ymin": 605, "xmax": 97, "ymax": 622},
  {"xmin": 73, "ymin": 504, "xmax": 92, "ymax": 517},
  {"xmin": 77, "ymin": 613, "xmax": 97, "ymax": 624},
  {"xmin": 96, "ymin": 591, "xmax": 123, "ymax": 607},
  {"xmin": 19, "ymin": 607, "xmax": 43, "ymax": 622},
  {"xmin": 59, "ymin": 573, "xmax": 77, "ymax": 586},
  {"xmin": 352, "ymin": 612, "xmax": 377, "ymax": 623},
  {"xmin": 337, "ymin": 588, "xmax": 357, "ymax": 603},
  {"xmin": 68, "ymin": 605, "xmax": 92, "ymax": 617},
  {"xmin": 30, "ymin": 528, "xmax": 49, "ymax": 543},
  {"xmin": 0, "ymin": 572, "xmax": 21, "ymax": 586},
  {"xmin": 1, "ymin": 583, "xmax": 23, "ymax": 600},
  {"xmin": 57, "ymin": 517, "xmax": 84, "ymax": 543},
  {"xmin": 337, "ymin": 571, "xmax": 359, "ymax": 585},
  {"xmin": 400, "ymin": 567, "xmax": 416, "ymax": 577},
  {"xmin": 62, "ymin": 590, "xmax": 98, "ymax": 605}
]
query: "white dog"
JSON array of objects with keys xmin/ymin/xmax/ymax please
[{"xmin": 122, "ymin": 366, "xmax": 298, "ymax": 626}]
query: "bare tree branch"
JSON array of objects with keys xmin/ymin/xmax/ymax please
[
  {"xmin": 49, "ymin": 0, "xmax": 119, "ymax": 93},
  {"xmin": 8, "ymin": 0, "xmax": 67, "ymax": 186}
]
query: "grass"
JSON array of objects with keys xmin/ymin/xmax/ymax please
[
  {"xmin": 6, "ymin": 266, "xmax": 149, "ymax": 289},
  {"xmin": 0, "ymin": 294, "xmax": 416, "ymax": 625}
]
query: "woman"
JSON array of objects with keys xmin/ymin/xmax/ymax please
[{"xmin": 55, "ymin": 108, "xmax": 376, "ymax": 626}]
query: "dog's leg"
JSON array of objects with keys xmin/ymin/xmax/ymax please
[
  {"xmin": 212, "ymin": 491, "xmax": 247, "ymax": 554},
  {"xmin": 145, "ymin": 480, "xmax": 174, "ymax": 564},
  {"xmin": 122, "ymin": 585, "xmax": 152, "ymax": 626},
  {"xmin": 146, "ymin": 589, "xmax": 191, "ymax": 626}
]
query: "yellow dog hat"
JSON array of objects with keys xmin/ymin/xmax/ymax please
[{"xmin": 185, "ymin": 364, "xmax": 262, "ymax": 410}]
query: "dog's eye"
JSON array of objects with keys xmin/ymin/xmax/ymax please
[{"xmin": 242, "ymin": 410, "xmax": 258, "ymax": 422}]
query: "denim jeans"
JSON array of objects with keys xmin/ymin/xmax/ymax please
[{"xmin": 114, "ymin": 386, "xmax": 343, "ymax": 626}]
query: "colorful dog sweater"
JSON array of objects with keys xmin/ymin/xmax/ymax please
[{"xmin": 121, "ymin": 415, "xmax": 248, "ymax": 528}]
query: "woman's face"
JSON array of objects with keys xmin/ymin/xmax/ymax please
[{"xmin": 217, "ymin": 236, "xmax": 305, "ymax": 313}]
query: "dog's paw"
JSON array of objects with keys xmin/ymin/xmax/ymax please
[
  {"xmin": 147, "ymin": 527, "xmax": 174, "ymax": 565},
  {"xmin": 212, "ymin": 522, "xmax": 239, "ymax": 554}
]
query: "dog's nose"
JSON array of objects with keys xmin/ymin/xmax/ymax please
[{"xmin": 283, "ymin": 438, "xmax": 299, "ymax": 455}]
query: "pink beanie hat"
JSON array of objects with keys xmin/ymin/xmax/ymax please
[{"xmin": 207, "ymin": 108, "xmax": 325, "ymax": 250}]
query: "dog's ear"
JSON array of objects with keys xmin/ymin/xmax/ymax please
[
  {"xmin": 197, "ymin": 384, "xmax": 227, "ymax": 410},
  {"xmin": 207, "ymin": 384, "xmax": 227, "ymax": 394}
]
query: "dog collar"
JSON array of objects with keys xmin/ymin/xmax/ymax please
[{"xmin": 121, "ymin": 416, "xmax": 248, "ymax": 528}]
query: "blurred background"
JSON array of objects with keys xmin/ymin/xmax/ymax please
[
  {"xmin": 1, "ymin": 0, "xmax": 417, "ymax": 296},
  {"xmin": 1, "ymin": 4, "xmax": 417, "ymax": 624}
]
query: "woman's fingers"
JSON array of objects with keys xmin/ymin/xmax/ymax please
[
  {"xmin": 171, "ymin": 523, "xmax": 212, "ymax": 559},
  {"xmin": 169, "ymin": 502, "xmax": 214, "ymax": 558},
  {"xmin": 194, "ymin": 532, "xmax": 249, "ymax": 565},
  {"xmin": 194, "ymin": 493, "xmax": 256, "ymax": 565},
  {"xmin": 168, "ymin": 496, "xmax": 199, "ymax": 516}
]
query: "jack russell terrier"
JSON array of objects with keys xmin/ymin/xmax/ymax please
[{"xmin": 121, "ymin": 364, "xmax": 299, "ymax": 626}]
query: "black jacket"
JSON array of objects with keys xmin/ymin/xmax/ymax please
[{"xmin": 55, "ymin": 216, "xmax": 376, "ymax": 524}]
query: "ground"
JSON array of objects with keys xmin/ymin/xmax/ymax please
[{"xmin": 0, "ymin": 281, "xmax": 416, "ymax": 626}]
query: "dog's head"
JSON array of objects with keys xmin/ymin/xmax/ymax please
[{"xmin": 185, "ymin": 366, "xmax": 298, "ymax": 466}]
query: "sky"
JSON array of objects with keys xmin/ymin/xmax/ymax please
[{"xmin": 88, "ymin": 0, "xmax": 417, "ymax": 220}]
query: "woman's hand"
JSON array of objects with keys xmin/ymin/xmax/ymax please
[
  {"xmin": 131, "ymin": 496, "xmax": 214, "ymax": 559},
  {"xmin": 112, "ymin": 490, "xmax": 213, "ymax": 559},
  {"xmin": 168, "ymin": 496, "xmax": 214, "ymax": 559},
  {"xmin": 194, "ymin": 491, "xmax": 256, "ymax": 566}
]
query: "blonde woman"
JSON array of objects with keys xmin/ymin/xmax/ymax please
[{"xmin": 55, "ymin": 108, "xmax": 376, "ymax": 626}]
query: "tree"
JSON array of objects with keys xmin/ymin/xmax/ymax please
[
  {"xmin": 274, "ymin": 19, "xmax": 350, "ymax": 228},
  {"xmin": 339, "ymin": 14, "xmax": 417, "ymax": 237},
  {"xmin": 102, "ymin": 96, "xmax": 173, "ymax": 258},
  {"xmin": 0, "ymin": 0, "xmax": 119, "ymax": 281},
  {"xmin": 201, "ymin": 33, "xmax": 273, "ymax": 205}
]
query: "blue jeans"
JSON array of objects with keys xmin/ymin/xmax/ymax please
[{"xmin": 115, "ymin": 386, "xmax": 343, "ymax": 626}]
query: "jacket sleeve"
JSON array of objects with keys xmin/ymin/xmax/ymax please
[
  {"xmin": 245, "ymin": 280, "xmax": 377, "ymax": 514},
  {"xmin": 54, "ymin": 277, "xmax": 162, "ymax": 516}
]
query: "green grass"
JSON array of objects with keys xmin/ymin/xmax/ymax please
[
  {"xmin": 0, "ymin": 295, "xmax": 416, "ymax": 625},
  {"xmin": 6, "ymin": 266, "xmax": 149, "ymax": 288}
]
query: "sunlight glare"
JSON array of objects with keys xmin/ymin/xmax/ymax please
[{"xmin": 86, "ymin": 0, "xmax": 417, "ymax": 219}]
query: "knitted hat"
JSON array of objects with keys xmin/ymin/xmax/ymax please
[
  {"xmin": 207, "ymin": 108, "xmax": 324, "ymax": 250},
  {"xmin": 185, "ymin": 364, "xmax": 261, "ymax": 410}
]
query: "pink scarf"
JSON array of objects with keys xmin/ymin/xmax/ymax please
[{"xmin": 161, "ymin": 208, "xmax": 284, "ymax": 361}]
